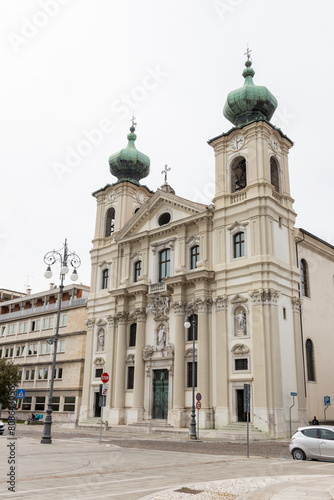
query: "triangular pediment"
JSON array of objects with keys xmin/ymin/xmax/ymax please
[
  {"xmin": 115, "ymin": 189, "xmax": 208, "ymax": 241},
  {"xmin": 231, "ymin": 294, "xmax": 248, "ymax": 304}
]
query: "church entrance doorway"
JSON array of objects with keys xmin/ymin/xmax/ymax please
[
  {"xmin": 152, "ymin": 369, "xmax": 168, "ymax": 419},
  {"xmin": 236, "ymin": 389, "xmax": 247, "ymax": 422},
  {"xmin": 94, "ymin": 391, "xmax": 101, "ymax": 418}
]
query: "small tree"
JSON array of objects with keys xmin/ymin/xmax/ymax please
[{"xmin": 0, "ymin": 359, "xmax": 20, "ymax": 409}]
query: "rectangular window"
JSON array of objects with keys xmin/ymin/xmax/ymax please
[
  {"xmin": 22, "ymin": 396, "xmax": 32, "ymax": 411},
  {"xmin": 16, "ymin": 346, "xmax": 20, "ymax": 357},
  {"xmin": 57, "ymin": 367, "xmax": 63, "ymax": 379},
  {"xmin": 1, "ymin": 326, "xmax": 5, "ymax": 336},
  {"xmin": 23, "ymin": 322, "xmax": 28, "ymax": 333},
  {"xmin": 21, "ymin": 345, "xmax": 26, "ymax": 356},
  {"xmin": 95, "ymin": 368, "xmax": 103, "ymax": 378},
  {"xmin": 60, "ymin": 314, "xmax": 68, "ymax": 327},
  {"xmin": 49, "ymin": 317, "xmax": 54, "ymax": 328},
  {"xmin": 18, "ymin": 370, "xmax": 22, "ymax": 380},
  {"xmin": 0, "ymin": 349, "xmax": 2, "ymax": 358},
  {"xmin": 35, "ymin": 397, "xmax": 45, "ymax": 411},
  {"xmin": 9, "ymin": 348, "xmax": 13, "ymax": 357},
  {"xmin": 190, "ymin": 245, "xmax": 200, "ymax": 270},
  {"xmin": 5, "ymin": 348, "xmax": 9, "ymax": 358},
  {"xmin": 102, "ymin": 269, "xmax": 109, "ymax": 289},
  {"xmin": 40, "ymin": 343, "xmax": 46, "ymax": 354},
  {"xmin": 52, "ymin": 397, "xmax": 60, "ymax": 412},
  {"xmin": 187, "ymin": 362, "xmax": 197, "ymax": 388},
  {"xmin": 30, "ymin": 320, "xmax": 36, "ymax": 331},
  {"xmin": 58, "ymin": 340, "xmax": 65, "ymax": 352},
  {"xmin": 28, "ymin": 344, "xmax": 33, "ymax": 355},
  {"xmin": 129, "ymin": 323, "xmax": 137, "ymax": 347},
  {"xmin": 159, "ymin": 248, "xmax": 170, "ymax": 282},
  {"xmin": 19, "ymin": 322, "xmax": 24, "ymax": 334},
  {"xmin": 233, "ymin": 232, "xmax": 245, "ymax": 258},
  {"xmin": 46, "ymin": 342, "xmax": 51, "ymax": 354},
  {"xmin": 8, "ymin": 324, "xmax": 16, "ymax": 335},
  {"xmin": 30, "ymin": 369, "xmax": 35, "ymax": 380},
  {"xmin": 38, "ymin": 368, "xmax": 43, "ymax": 380},
  {"xmin": 44, "ymin": 368, "xmax": 48, "ymax": 380},
  {"xmin": 25, "ymin": 369, "xmax": 30, "ymax": 381},
  {"xmin": 134, "ymin": 261, "xmax": 141, "ymax": 283},
  {"xmin": 235, "ymin": 358, "xmax": 248, "ymax": 370},
  {"xmin": 127, "ymin": 366, "xmax": 134, "ymax": 390},
  {"xmin": 43, "ymin": 318, "xmax": 48, "ymax": 329},
  {"xmin": 64, "ymin": 396, "xmax": 75, "ymax": 412},
  {"xmin": 33, "ymin": 344, "xmax": 38, "ymax": 355}
]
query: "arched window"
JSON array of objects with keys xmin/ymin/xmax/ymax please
[
  {"xmin": 300, "ymin": 259, "xmax": 310, "ymax": 297},
  {"xmin": 270, "ymin": 157, "xmax": 280, "ymax": 192},
  {"xmin": 129, "ymin": 323, "xmax": 137, "ymax": 347},
  {"xmin": 159, "ymin": 249, "xmax": 170, "ymax": 282},
  {"xmin": 306, "ymin": 339, "xmax": 316, "ymax": 381},
  {"xmin": 102, "ymin": 269, "xmax": 109, "ymax": 289},
  {"xmin": 105, "ymin": 208, "xmax": 115, "ymax": 237},
  {"xmin": 190, "ymin": 245, "xmax": 199, "ymax": 270},
  {"xmin": 134, "ymin": 261, "xmax": 141, "ymax": 283},
  {"xmin": 231, "ymin": 157, "xmax": 247, "ymax": 193},
  {"xmin": 233, "ymin": 232, "xmax": 245, "ymax": 258},
  {"xmin": 187, "ymin": 314, "xmax": 198, "ymax": 341}
]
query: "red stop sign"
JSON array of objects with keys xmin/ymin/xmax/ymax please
[{"xmin": 101, "ymin": 372, "xmax": 109, "ymax": 383}]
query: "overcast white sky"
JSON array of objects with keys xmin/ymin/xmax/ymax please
[{"xmin": 1, "ymin": 0, "xmax": 333, "ymax": 293}]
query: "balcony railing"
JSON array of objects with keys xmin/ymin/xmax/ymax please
[{"xmin": 0, "ymin": 298, "xmax": 87, "ymax": 322}]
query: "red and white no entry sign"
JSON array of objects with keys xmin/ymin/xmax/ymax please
[
  {"xmin": 101, "ymin": 372, "xmax": 109, "ymax": 383},
  {"xmin": 196, "ymin": 401, "xmax": 202, "ymax": 410}
]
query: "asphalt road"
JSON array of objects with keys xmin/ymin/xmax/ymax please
[{"xmin": 0, "ymin": 425, "xmax": 333, "ymax": 499}]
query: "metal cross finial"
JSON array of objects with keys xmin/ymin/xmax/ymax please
[
  {"xmin": 244, "ymin": 44, "xmax": 252, "ymax": 60},
  {"xmin": 161, "ymin": 164, "xmax": 171, "ymax": 183},
  {"xmin": 131, "ymin": 114, "xmax": 137, "ymax": 128}
]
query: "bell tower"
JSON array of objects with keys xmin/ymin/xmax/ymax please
[{"xmin": 209, "ymin": 54, "xmax": 306, "ymax": 436}]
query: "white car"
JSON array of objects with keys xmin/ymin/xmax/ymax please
[
  {"xmin": 0, "ymin": 421, "xmax": 5, "ymax": 435},
  {"xmin": 290, "ymin": 426, "xmax": 334, "ymax": 460}
]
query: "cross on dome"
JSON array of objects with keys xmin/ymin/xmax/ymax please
[
  {"xmin": 130, "ymin": 114, "xmax": 137, "ymax": 129},
  {"xmin": 161, "ymin": 164, "xmax": 171, "ymax": 183},
  {"xmin": 244, "ymin": 44, "xmax": 252, "ymax": 61}
]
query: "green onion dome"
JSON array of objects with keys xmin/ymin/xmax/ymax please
[
  {"xmin": 223, "ymin": 60, "xmax": 278, "ymax": 127},
  {"xmin": 109, "ymin": 125, "xmax": 150, "ymax": 185}
]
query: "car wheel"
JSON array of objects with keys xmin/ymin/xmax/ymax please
[{"xmin": 292, "ymin": 448, "xmax": 306, "ymax": 460}]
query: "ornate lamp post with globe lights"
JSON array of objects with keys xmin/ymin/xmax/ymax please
[
  {"xmin": 41, "ymin": 239, "xmax": 81, "ymax": 444},
  {"xmin": 184, "ymin": 315, "xmax": 197, "ymax": 440}
]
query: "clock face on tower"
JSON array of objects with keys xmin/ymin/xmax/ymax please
[
  {"xmin": 270, "ymin": 135, "xmax": 279, "ymax": 151},
  {"xmin": 231, "ymin": 134, "xmax": 244, "ymax": 151},
  {"xmin": 106, "ymin": 191, "xmax": 115, "ymax": 202}
]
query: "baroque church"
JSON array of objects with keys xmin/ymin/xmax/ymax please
[{"xmin": 79, "ymin": 56, "xmax": 334, "ymax": 437}]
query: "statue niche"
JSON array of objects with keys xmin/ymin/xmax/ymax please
[{"xmin": 234, "ymin": 307, "xmax": 247, "ymax": 336}]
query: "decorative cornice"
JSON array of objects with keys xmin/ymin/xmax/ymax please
[
  {"xmin": 115, "ymin": 311, "xmax": 129, "ymax": 324},
  {"xmin": 171, "ymin": 301, "xmax": 187, "ymax": 315}
]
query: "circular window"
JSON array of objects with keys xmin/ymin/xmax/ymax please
[{"xmin": 158, "ymin": 212, "xmax": 171, "ymax": 226}]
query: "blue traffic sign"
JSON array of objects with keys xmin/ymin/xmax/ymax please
[
  {"xmin": 16, "ymin": 389, "xmax": 26, "ymax": 399},
  {"xmin": 290, "ymin": 392, "xmax": 297, "ymax": 397},
  {"xmin": 324, "ymin": 396, "xmax": 331, "ymax": 406}
]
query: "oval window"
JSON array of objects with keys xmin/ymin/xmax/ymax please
[{"xmin": 158, "ymin": 213, "xmax": 171, "ymax": 226}]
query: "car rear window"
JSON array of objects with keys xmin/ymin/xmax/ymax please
[{"xmin": 302, "ymin": 428, "xmax": 318, "ymax": 438}]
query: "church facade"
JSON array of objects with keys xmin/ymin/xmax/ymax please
[{"xmin": 79, "ymin": 58, "xmax": 334, "ymax": 437}]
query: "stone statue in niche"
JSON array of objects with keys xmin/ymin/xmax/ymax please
[
  {"xmin": 97, "ymin": 329, "xmax": 105, "ymax": 351},
  {"xmin": 235, "ymin": 309, "xmax": 246, "ymax": 335},
  {"xmin": 157, "ymin": 326, "xmax": 166, "ymax": 347}
]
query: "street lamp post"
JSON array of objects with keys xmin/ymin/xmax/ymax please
[
  {"xmin": 184, "ymin": 315, "xmax": 197, "ymax": 440},
  {"xmin": 41, "ymin": 239, "xmax": 80, "ymax": 444}
]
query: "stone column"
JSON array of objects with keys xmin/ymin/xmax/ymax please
[
  {"xmin": 111, "ymin": 312, "xmax": 128, "ymax": 424},
  {"xmin": 168, "ymin": 302, "xmax": 186, "ymax": 427},
  {"xmin": 197, "ymin": 298, "xmax": 212, "ymax": 428},
  {"xmin": 133, "ymin": 309, "xmax": 146, "ymax": 417},
  {"xmin": 214, "ymin": 297, "xmax": 228, "ymax": 427}
]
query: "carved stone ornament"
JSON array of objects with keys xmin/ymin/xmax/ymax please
[
  {"xmin": 107, "ymin": 315, "xmax": 116, "ymax": 327},
  {"xmin": 146, "ymin": 295, "xmax": 170, "ymax": 319},
  {"xmin": 115, "ymin": 311, "xmax": 129, "ymax": 324},
  {"xmin": 214, "ymin": 296, "xmax": 227, "ymax": 312},
  {"xmin": 231, "ymin": 294, "xmax": 248, "ymax": 304},
  {"xmin": 231, "ymin": 343, "xmax": 250, "ymax": 355},
  {"xmin": 171, "ymin": 301, "xmax": 187, "ymax": 315},
  {"xmin": 142, "ymin": 345, "xmax": 154, "ymax": 360},
  {"xmin": 94, "ymin": 357, "xmax": 105, "ymax": 366},
  {"xmin": 184, "ymin": 347, "xmax": 197, "ymax": 359},
  {"xmin": 142, "ymin": 343, "xmax": 174, "ymax": 360},
  {"xmin": 292, "ymin": 296, "xmax": 302, "ymax": 313},
  {"xmin": 86, "ymin": 320, "xmax": 94, "ymax": 330},
  {"xmin": 250, "ymin": 288, "xmax": 280, "ymax": 305},
  {"xmin": 126, "ymin": 354, "xmax": 135, "ymax": 364}
]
